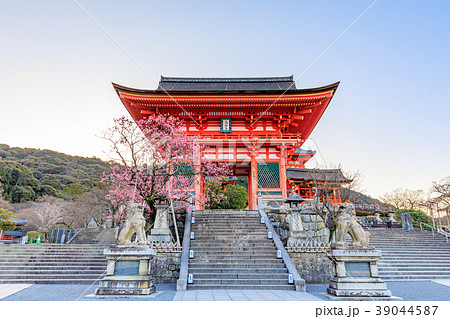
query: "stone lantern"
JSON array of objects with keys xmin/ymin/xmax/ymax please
[{"xmin": 148, "ymin": 198, "xmax": 172, "ymax": 242}]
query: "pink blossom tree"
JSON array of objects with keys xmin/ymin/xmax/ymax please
[{"xmin": 101, "ymin": 115, "xmax": 230, "ymax": 224}]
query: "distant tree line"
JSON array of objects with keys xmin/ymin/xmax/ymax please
[{"xmin": 0, "ymin": 144, "xmax": 112, "ymax": 203}]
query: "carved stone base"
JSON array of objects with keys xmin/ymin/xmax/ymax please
[
  {"xmin": 95, "ymin": 276, "xmax": 156, "ymax": 295},
  {"xmin": 326, "ymin": 248, "xmax": 400, "ymax": 300},
  {"xmin": 95, "ymin": 246, "xmax": 156, "ymax": 296}
]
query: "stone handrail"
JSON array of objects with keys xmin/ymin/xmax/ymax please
[
  {"xmin": 176, "ymin": 207, "xmax": 193, "ymax": 290},
  {"xmin": 419, "ymin": 222, "xmax": 449, "ymax": 243},
  {"xmin": 257, "ymin": 195, "xmax": 306, "ymax": 291}
]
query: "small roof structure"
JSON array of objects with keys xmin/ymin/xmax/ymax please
[
  {"xmin": 4, "ymin": 230, "xmax": 26, "ymax": 237},
  {"xmin": 286, "ymin": 168, "xmax": 351, "ymax": 184},
  {"xmin": 10, "ymin": 218, "xmax": 27, "ymax": 226},
  {"xmin": 284, "ymin": 192, "xmax": 311, "ymax": 203},
  {"xmin": 0, "ymin": 218, "xmax": 27, "ymax": 226}
]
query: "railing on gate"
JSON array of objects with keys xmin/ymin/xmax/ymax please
[{"xmin": 419, "ymin": 222, "xmax": 450, "ymax": 243}]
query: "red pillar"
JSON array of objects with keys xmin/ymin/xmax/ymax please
[
  {"xmin": 248, "ymin": 168, "xmax": 253, "ymax": 209},
  {"xmin": 194, "ymin": 143, "xmax": 202, "ymax": 210},
  {"xmin": 280, "ymin": 145, "xmax": 287, "ymax": 199},
  {"xmin": 249, "ymin": 155, "xmax": 258, "ymax": 210}
]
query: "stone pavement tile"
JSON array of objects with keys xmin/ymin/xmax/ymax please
[
  {"xmin": 181, "ymin": 291, "xmax": 198, "ymax": 301},
  {"xmin": 173, "ymin": 291, "xmax": 184, "ymax": 301},
  {"xmin": 240, "ymin": 290, "xmax": 266, "ymax": 301},
  {"xmin": 196, "ymin": 290, "xmax": 215, "ymax": 301},
  {"xmin": 226, "ymin": 290, "xmax": 249, "ymax": 301},
  {"xmin": 286, "ymin": 290, "xmax": 322, "ymax": 301},
  {"xmin": 432, "ymin": 280, "xmax": 450, "ymax": 288},
  {"xmin": 255, "ymin": 290, "xmax": 283, "ymax": 301},
  {"xmin": 212, "ymin": 290, "xmax": 232, "ymax": 301},
  {"xmin": 271, "ymin": 290, "xmax": 299, "ymax": 301},
  {"xmin": 0, "ymin": 284, "xmax": 33, "ymax": 300}
]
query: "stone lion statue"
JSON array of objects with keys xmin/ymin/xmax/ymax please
[
  {"xmin": 116, "ymin": 203, "xmax": 147, "ymax": 246},
  {"xmin": 334, "ymin": 203, "xmax": 370, "ymax": 248}
]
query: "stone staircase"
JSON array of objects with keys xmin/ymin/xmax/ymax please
[
  {"xmin": 369, "ymin": 229, "xmax": 450, "ymax": 281},
  {"xmin": 0, "ymin": 244, "xmax": 107, "ymax": 284},
  {"xmin": 187, "ymin": 209, "xmax": 294, "ymax": 290},
  {"xmin": 70, "ymin": 228, "xmax": 116, "ymax": 245}
]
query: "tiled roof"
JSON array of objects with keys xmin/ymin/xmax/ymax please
[
  {"xmin": 158, "ymin": 76, "xmax": 296, "ymax": 92},
  {"xmin": 286, "ymin": 168, "xmax": 351, "ymax": 184}
]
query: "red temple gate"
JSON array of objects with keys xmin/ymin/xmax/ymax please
[{"xmin": 113, "ymin": 76, "xmax": 340, "ymax": 209}]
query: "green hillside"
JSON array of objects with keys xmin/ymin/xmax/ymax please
[{"xmin": 0, "ymin": 144, "xmax": 112, "ymax": 202}]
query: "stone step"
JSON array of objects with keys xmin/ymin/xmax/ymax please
[
  {"xmin": 0, "ymin": 247, "xmax": 106, "ymax": 251},
  {"xmin": 371, "ymin": 238, "xmax": 447, "ymax": 241},
  {"xmin": 187, "ymin": 284, "xmax": 294, "ymax": 290},
  {"xmin": 190, "ymin": 233, "xmax": 269, "ymax": 237},
  {"xmin": 0, "ymin": 246, "xmax": 107, "ymax": 249},
  {"xmin": 0, "ymin": 257, "xmax": 106, "ymax": 262},
  {"xmin": 193, "ymin": 219, "xmax": 262, "ymax": 222},
  {"xmin": 192, "ymin": 221, "xmax": 263, "ymax": 224},
  {"xmin": 0, "ymin": 274, "xmax": 104, "ymax": 279},
  {"xmin": 189, "ymin": 248, "xmax": 276, "ymax": 252},
  {"xmin": 190, "ymin": 245, "xmax": 276, "ymax": 253},
  {"xmin": 190, "ymin": 252, "xmax": 276, "ymax": 257},
  {"xmin": 191, "ymin": 230, "xmax": 267, "ymax": 234},
  {"xmin": 379, "ymin": 271, "xmax": 450, "ymax": 276},
  {"xmin": 0, "ymin": 262, "xmax": 107, "ymax": 267},
  {"xmin": 189, "ymin": 258, "xmax": 284, "ymax": 264},
  {"xmin": 0, "ymin": 278, "xmax": 102, "ymax": 284},
  {"xmin": 379, "ymin": 250, "xmax": 450, "ymax": 254},
  {"xmin": 191, "ymin": 229, "xmax": 266, "ymax": 233},
  {"xmin": 193, "ymin": 212, "xmax": 259, "ymax": 215},
  {"xmin": 382, "ymin": 275, "xmax": 450, "ymax": 281},
  {"xmin": 0, "ymin": 250, "xmax": 106, "ymax": 254},
  {"xmin": 188, "ymin": 263, "xmax": 286, "ymax": 269},
  {"xmin": 0, "ymin": 265, "xmax": 106, "ymax": 271},
  {"xmin": 380, "ymin": 257, "xmax": 450, "ymax": 262},
  {"xmin": 192, "ymin": 216, "xmax": 260, "ymax": 218},
  {"xmin": 378, "ymin": 262, "xmax": 450, "ymax": 267},
  {"xmin": 190, "ymin": 258, "xmax": 281, "ymax": 263},
  {"xmin": 191, "ymin": 273, "xmax": 289, "ymax": 279},
  {"xmin": 189, "ymin": 278, "xmax": 290, "ymax": 285},
  {"xmin": 371, "ymin": 242, "xmax": 450, "ymax": 245},
  {"xmin": 0, "ymin": 252, "xmax": 103, "ymax": 258},
  {"xmin": 0, "ymin": 269, "xmax": 106, "ymax": 274},
  {"xmin": 188, "ymin": 267, "xmax": 288, "ymax": 274},
  {"xmin": 191, "ymin": 236, "xmax": 270, "ymax": 241},
  {"xmin": 191, "ymin": 239, "xmax": 272, "ymax": 243}
]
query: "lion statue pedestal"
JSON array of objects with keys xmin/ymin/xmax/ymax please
[
  {"xmin": 95, "ymin": 203, "xmax": 156, "ymax": 296},
  {"xmin": 95, "ymin": 246, "xmax": 156, "ymax": 296},
  {"xmin": 326, "ymin": 203, "xmax": 400, "ymax": 300}
]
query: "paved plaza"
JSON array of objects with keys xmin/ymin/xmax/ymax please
[{"xmin": 1, "ymin": 281, "xmax": 450, "ymax": 301}]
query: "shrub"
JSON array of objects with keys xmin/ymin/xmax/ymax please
[
  {"xmin": 0, "ymin": 208, "xmax": 16, "ymax": 231},
  {"xmin": 205, "ymin": 180, "xmax": 248, "ymax": 210},
  {"xmin": 27, "ymin": 231, "xmax": 39, "ymax": 240}
]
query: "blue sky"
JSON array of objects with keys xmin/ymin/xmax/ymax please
[{"xmin": 0, "ymin": 1, "xmax": 449, "ymax": 198}]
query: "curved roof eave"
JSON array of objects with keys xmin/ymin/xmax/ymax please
[{"xmin": 111, "ymin": 81, "xmax": 340, "ymax": 96}]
